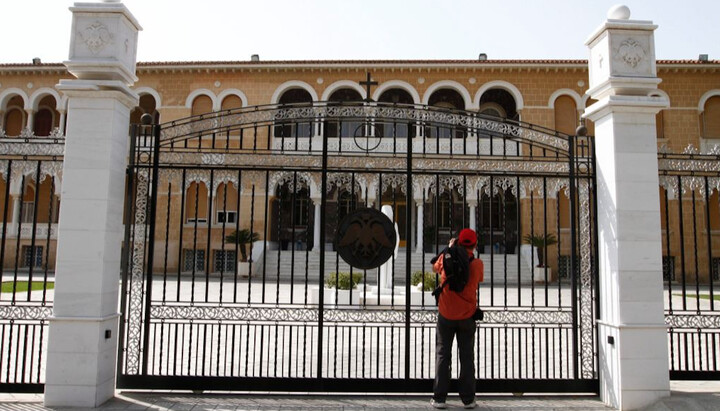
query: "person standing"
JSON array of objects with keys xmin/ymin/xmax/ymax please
[{"xmin": 431, "ymin": 228, "xmax": 484, "ymax": 409}]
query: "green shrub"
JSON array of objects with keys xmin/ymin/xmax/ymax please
[
  {"xmin": 411, "ymin": 271, "xmax": 437, "ymax": 292},
  {"xmin": 325, "ymin": 272, "xmax": 363, "ymax": 290}
]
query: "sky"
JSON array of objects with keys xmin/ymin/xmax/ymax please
[{"xmin": 1, "ymin": 0, "xmax": 719, "ymax": 64}]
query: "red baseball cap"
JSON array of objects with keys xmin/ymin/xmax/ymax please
[{"xmin": 457, "ymin": 228, "xmax": 477, "ymax": 247}]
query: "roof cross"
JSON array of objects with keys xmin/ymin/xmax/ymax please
[{"xmin": 359, "ymin": 72, "xmax": 378, "ymax": 102}]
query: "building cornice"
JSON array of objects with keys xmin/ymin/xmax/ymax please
[{"xmin": 1, "ymin": 60, "xmax": 718, "ymax": 76}]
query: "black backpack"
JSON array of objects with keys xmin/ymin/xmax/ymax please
[
  {"xmin": 442, "ymin": 245, "xmax": 471, "ymax": 292},
  {"xmin": 432, "ymin": 245, "xmax": 472, "ymax": 303}
]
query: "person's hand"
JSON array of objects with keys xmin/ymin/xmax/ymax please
[{"xmin": 448, "ymin": 238, "xmax": 456, "ymax": 247}]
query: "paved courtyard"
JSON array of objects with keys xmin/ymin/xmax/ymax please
[{"xmin": 1, "ymin": 381, "xmax": 720, "ymax": 410}]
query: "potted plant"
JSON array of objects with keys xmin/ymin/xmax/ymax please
[
  {"xmin": 523, "ymin": 233, "xmax": 557, "ymax": 283},
  {"xmin": 410, "ymin": 271, "xmax": 437, "ymax": 306},
  {"xmin": 225, "ymin": 229, "xmax": 260, "ymax": 277},
  {"xmin": 320, "ymin": 272, "xmax": 363, "ymax": 305}
]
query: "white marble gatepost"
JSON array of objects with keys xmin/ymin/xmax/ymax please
[
  {"xmin": 584, "ymin": 6, "xmax": 669, "ymax": 410},
  {"xmin": 44, "ymin": 1, "xmax": 141, "ymax": 408}
]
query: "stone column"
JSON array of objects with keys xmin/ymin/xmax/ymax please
[
  {"xmin": 584, "ymin": 5, "xmax": 669, "ymax": 410},
  {"xmin": 25, "ymin": 109, "xmax": 34, "ymax": 133},
  {"xmin": 415, "ymin": 202, "xmax": 424, "ymax": 253},
  {"xmin": 312, "ymin": 198, "xmax": 321, "ymax": 251},
  {"xmin": 44, "ymin": 2, "xmax": 141, "ymax": 408},
  {"xmin": 58, "ymin": 109, "xmax": 67, "ymax": 135},
  {"xmin": 468, "ymin": 200, "xmax": 477, "ymax": 234},
  {"xmin": 11, "ymin": 195, "xmax": 21, "ymax": 225}
]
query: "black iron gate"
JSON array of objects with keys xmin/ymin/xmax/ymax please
[
  {"xmin": 659, "ymin": 145, "xmax": 720, "ymax": 379},
  {"xmin": 118, "ymin": 101, "xmax": 598, "ymax": 393},
  {"xmin": 0, "ymin": 131, "xmax": 63, "ymax": 392}
]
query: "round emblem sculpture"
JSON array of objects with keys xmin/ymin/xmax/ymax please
[{"xmin": 334, "ymin": 207, "xmax": 397, "ymax": 270}]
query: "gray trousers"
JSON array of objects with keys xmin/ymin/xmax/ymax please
[{"xmin": 433, "ymin": 313, "xmax": 476, "ymax": 403}]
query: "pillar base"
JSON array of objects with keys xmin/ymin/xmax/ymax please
[
  {"xmin": 44, "ymin": 314, "xmax": 119, "ymax": 408},
  {"xmin": 598, "ymin": 321, "xmax": 669, "ymax": 410}
]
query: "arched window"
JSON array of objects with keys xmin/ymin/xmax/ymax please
[
  {"xmin": 4, "ymin": 108, "xmax": 24, "ymax": 136},
  {"xmin": 4, "ymin": 96, "xmax": 26, "ymax": 136},
  {"xmin": 191, "ymin": 95, "xmax": 213, "ymax": 116},
  {"xmin": 221, "ymin": 95, "xmax": 243, "ymax": 111},
  {"xmin": 478, "ymin": 190, "xmax": 518, "ymax": 251},
  {"xmin": 185, "ymin": 182, "xmax": 209, "ymax": 224},
  {"xmin": 554, "ymin": 95, "xmax": 578, "ymax": 136},
  {"xmin": 479, "ymin": 89, "xmax": 518, "ymax": 120},
  {"xmin": 0, "ymin": 178, "xmax": 7, "ymax": 223},
  {"xmin": 558, "ymin": 191, "xmax": 571, "ymax": 229},
  {"xmin": 215, "ymin": 183, "xmax": 238, "ymax": 225},
  {"xmin": 378, "ymin": 88, "xmax": 415, "ymax": 138},
  {"xmin": 325, "ymin": 88, "xmax": 363, "ymax": 138},
  {"xmin": 702, "ymin": 96, "xmax": 720, "ymax": 139},
  {"xmin": 656, "ymin": 110, "xmax": 665, "ymax": 140},
  {"xmin": 276, "ymin": 88, "xmax": 313, "ymax": 138},
  {"xmin": 130, "ymin": 94, "xmax": 159, "ymax": 125},
  {"xmin": 478, "ymin": 102, "xmax": 506, "ymax": 118},
  {"xmin": 427, "ymin": 89, "xmax": 466, "ymax": 139},
  {"xmin": 21, "ymin": 183, "xmax": 36, "ymax": 224},
  {"xmin": 33, "ymin": 109, "xmax": 53, "ymax": 137},
  {"xmin": 32, "ymin": 96, "xmax": 59, "ymax": 136}
]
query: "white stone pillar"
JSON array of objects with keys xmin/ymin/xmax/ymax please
[
  {"xmin": 584, "ymin": 5, "xmax": 669, "ymax": 410},
  {"xmin": 44, "ymin": 2, "xmax": 141, "ymax": 408},
  {"xmin": 25, "ymin": 109, "xmax": 34, "ymax": 133},
  {"xmin": 468, "ymin": 200, "xmax": 477, "ymax": 234},
  {"xmin": 58, "ymin": 109, "xmax": 67, "ymax": 135},
  {"xmin": 11, "ymin": 196, "xmax": 21, "ymax": 224},
  {"xmin": 415, "ymin": 202, "xmax": 424, "ymax": 253},
  {"xmin": 312, "ymin": 198, "xmax": 321, "ymax": 251}
]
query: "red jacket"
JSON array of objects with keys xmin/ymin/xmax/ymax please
[{"xmin": 433, "ymin": 250, "xmax": 484, "ymax": 320}]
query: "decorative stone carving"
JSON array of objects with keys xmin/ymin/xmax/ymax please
[
  {"xmin": 80, "ymin": 21, "xmax": 113, "ymax": 55},
  {"xmin": 65, "ymin": 2, "xmax": 142, "ymax": 85},
  {"xmin": 618, "ymin": 38, "xmax": 646, "ymax": 68}
]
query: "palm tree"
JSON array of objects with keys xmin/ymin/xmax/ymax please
[
  {"xmin": 225, "ymin": 229, "xmax": 260, "ymax": 262},
  {"xmin": 523, "ymin": 233, "xmax": 558, "ymax": 267}
]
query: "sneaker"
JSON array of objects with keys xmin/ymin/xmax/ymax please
[
  {"xmin": 430, "ymin": 398, "xmax": 447, "ymax": 409},
  {"xmin": 463, "ymin": 400, "xmax": 477, "ymax": 409}
]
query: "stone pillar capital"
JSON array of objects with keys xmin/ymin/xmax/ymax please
[
  {"xmin": 585, "ymin": 7, "xmax": 661, "ymax": 100},
  {"xmin": 65, "ymin": 1, "xmax": 142, "ymax": 86}
]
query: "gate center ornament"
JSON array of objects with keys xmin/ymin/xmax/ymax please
[{"xmin": 334, "ymin": 207, "xmax": 397, "ymax": 270}]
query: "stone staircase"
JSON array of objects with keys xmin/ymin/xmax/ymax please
[{"xmin": 257, "ymin": 249, "xmax": 535, "ymax": 285}]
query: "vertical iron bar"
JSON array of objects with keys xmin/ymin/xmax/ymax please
[
  {"xmin": 705, "ymin": 177, "xmax": 714, "ymax": 310},
  {"xmin": 261, "ymin": 172, "xmax": 270, "ymax": 303},
  {"xmin": 141, "ymin": 122, "xmax": 162, "ymax": 375},
  {"xmin": 664, "ymin": 186, "xmax": 673, "ymax": 312},
  {"xmin": 205, "ymin": 170, "xmax": 215, "ymax": 302},
  {"xmin": 26, "ymin": 161, "xmax": 42, "ymax": 299},
  {"xmin": 317, "ymin": 114, "xmax": 329, "ymax": 381},
  {"xmin": 0, "ymin": 160, "xmax": 11, "ymax": 289},
  {"xmin": 568, "ymin": 133, "xmax": 579, "ymax": 379},
  {"xmin": 692, "ymin": 191, "xmax": 700, "ymax": 312},
  {"xmin": 117, "ymin": 125, "xmax": 137, "ymax": 376},
  {"xmin": 405, "ymin": 118, "xmax": 413, "ymax": 380},
  {"xmin": 678, "ymin": 176, "xmax": 687, "ymax": 310},
  {"xmin": 161, "ymin": 182, "xmax": 172, "ymax": 303},
  {"xmin": 176, "ymin": 170, "xmax": 187, "ymax": 302}
]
